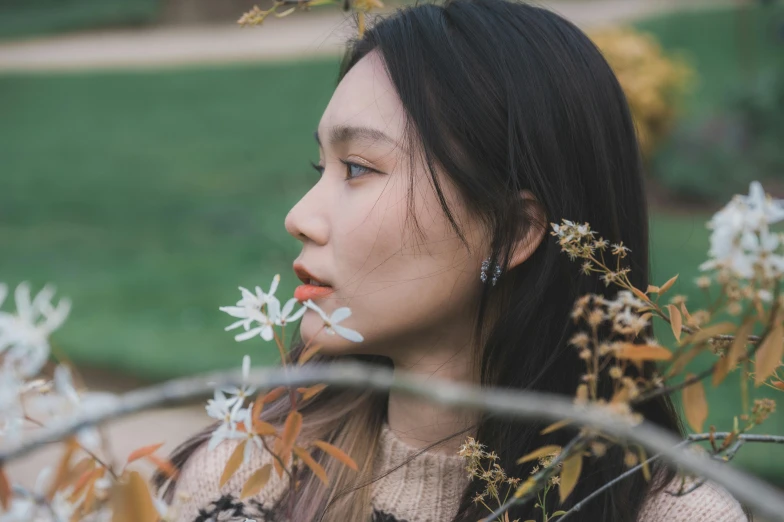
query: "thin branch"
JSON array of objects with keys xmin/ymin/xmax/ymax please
[
  {"xmin": 0, "ymin": 362, "xmax": 783, "ymax": 522},
  {"xmin": 483, "ymin": 435, "xmax": 588, "ymax": 521},
  {"xmin": 558, "ymin": 433, "xmax": 784, "ymax": 521}
]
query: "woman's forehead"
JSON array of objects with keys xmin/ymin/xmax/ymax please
[{"xmin": 318, "ymin": 52, "xmax": 407, "ymax": 148}]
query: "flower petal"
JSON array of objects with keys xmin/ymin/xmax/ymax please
[
  {"xmin": 329, "ymin": 307, "xmax": 352, "ymax": 324},
  {"xmin": 332, "ymin": 324, "xmax": 364, "ymax": 343},
  {"xmin": 235, "ymin": 327, "xmax": 264, "ymax": 342}
]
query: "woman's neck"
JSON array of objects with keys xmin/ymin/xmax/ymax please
[{"xmin": 386, "ymin": 326, "xmax": 479, "ymax": 455}]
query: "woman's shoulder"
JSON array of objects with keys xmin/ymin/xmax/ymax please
[
  {"xmin": 637, "ymin": 474, "xmax": 748, "ymax": 522},
  {"xmin": 171, "ymin": 436, "xmax": 288, "ymax": 522}
]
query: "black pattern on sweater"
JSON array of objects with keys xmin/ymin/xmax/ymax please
[{"xmin": 189, "ymin": 494, "xmax": 406, "ymax": 522}]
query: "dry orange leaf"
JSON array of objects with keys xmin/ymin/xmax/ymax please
[
  {"xmin": 281, "ymin": 411, "xmax": 304, "ymax": 455},
  {"xmin": 614, "ymin": 343, "xmax": 672, "ymax": 361},
  {"xmin": 298, "ymin": 343, "xmax": 324, "ymax": 365},
  {"xmin": 558, "ymin": 452, "xmax": 583, "ymax": 503},
  {"xmin": 110, "ymin": 471, "xmax": 158, "ymax": 522},
  {"xmin": 637, "ymin": 446, "xmax": 651, "ymax": 481},
  {"xmin": 682, "ymin": 374, "xmax": 708, "ymax": 432},
  {"xmin": 516, "ymin": 445, "xmax": 562, "ymax": 465},
  {"xmin": 69, "ymin": 467, "xmax": 103, "ymax": 504},
  {"xmin": 63, "ymin": 457, "xmax": 95, "ymax": 488},
  {"xmin": 658, "ymin": 274, "xmax": 679, "ymax": 295},
  {"xmin": 254, "ymin": 420, "xmax": 278, "ymax": 437},
  {"xmin": 312, "ymin": 440, "xmax": 359, "ymax": 471},
  {"xmin": 728, "ymin": 319, "xmax": 755, "ymax": 369},
  {"xmin": 755, "ymin": 323, "xmax": 784, "ymax": 386},
  {"xmin": 666, "ymin": 304, "xmax": 682, "ymax": 342},
  {"xmin": 772, "ymin": 380, "xmax": 784, "ymax": 390},
  {"xmin": 631, "ymin": 287, "xmax": 649, "ymax": 302},
  {"xmin": 220, "ymin": 441, "xmax": 247, "ymax": 488},
  {"xmin": 47, "ymin": 437, "xmax": 78, "ymax": 501},
  {"xmin": 681, "ymin": 322, "xmax": 736, "ymax": 347},
  {"xmin": 680, "ymin": 301, "xmax": 694, "ymax": 325},
  {"xmin": 147, "ymin": 454, "xmax": 178, "ymax": 479},
  {"xmin": 240, "ymin": 463, "xmax": 272, "ymax": 499},
  {"xmin": 540, "ymin": 419, "xmax": 571, "ymax": 435},
  {"xmin": 647, "ymin": 284, "xmax": 660, "ymax": 294},
  {"xmin": 262, "ymin": 386, "xmax": 287, "ymax": 404},
  {"xmin": 126, "ymin": 442, "xmax": 164, "ymax": 465},
  {"xmin": 0, "ymin": 467, "xmax": 10, "ymax": 510},
  {"xmin": 297, "ymin": 384, "xmax": 328, "ymax": 401},
  {"xmin": 293, "ymin": 446, "xmax": 328, "ymax": 485}
]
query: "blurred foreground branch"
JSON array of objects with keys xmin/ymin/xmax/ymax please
[{"xmin": 1, "ymin": 361, "xmax": 783, "ymax": 521}]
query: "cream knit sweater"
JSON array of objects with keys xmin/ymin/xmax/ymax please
[{"xmin": 171, "ymin": 423, "xmax": 747, "ymax": 522}]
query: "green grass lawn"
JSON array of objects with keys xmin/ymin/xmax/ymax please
[
  {"xmin": 636, "ymin": 2, "xmax": 784, "ymax": 115},
  {"xmin": 0, "ymin": 0, "xmax": 161, "ymax": 41},
  {"xmin": 1, "ymin": 9, "xmax": 782, "ymax": 482}
]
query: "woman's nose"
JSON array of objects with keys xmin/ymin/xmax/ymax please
[{"xmin": 284, "ymin": 188, "xmax": 329, "ymax": 246}]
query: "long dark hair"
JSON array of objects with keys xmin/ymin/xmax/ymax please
[{"xmin": 157, "ymin": 1, "xmax": 683, "ymax": 520}]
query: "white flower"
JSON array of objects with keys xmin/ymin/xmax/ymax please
[
  {"xmin": 0, "ymin": 282, "xmax": 71, "ymax": 378},
  {"xmin": 237, "ymin": 407, "xmax": 264, "ymax": 465},
  {"xmin": 302, "ymin": 300, "xmax": 364, "ymax": 342},
  {"xmin": 701, "ymin": 182, "xmax": 784, "ymax": 281},
  {"xmin": 219, "ymin": 355, "xmax": 256, "ymax": 403},
  {"xmin": 276, "ymin": 298, "xmax": 307, "ymax": 326}
]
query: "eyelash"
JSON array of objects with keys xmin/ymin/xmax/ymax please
[{"xmin": 309, "ymin": 159, "xmax": 375, "ymax": 180}]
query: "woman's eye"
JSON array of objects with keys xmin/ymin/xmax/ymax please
[{"xmin": 341, "ymin": 160, "xmax": 374, "ymax": 180}]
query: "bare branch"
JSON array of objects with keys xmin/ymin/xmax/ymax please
[
  {"xmin": 559, "ymin": 433, "xmax": 784, "ymax": 521},
  {"xmin": 0, "ymin": 362, "xmax": 783, "ymax": 521}
]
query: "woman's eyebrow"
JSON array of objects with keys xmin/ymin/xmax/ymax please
[{"xmin": 313, "ymin": 125, "xmax": 397, "ymax": 148}]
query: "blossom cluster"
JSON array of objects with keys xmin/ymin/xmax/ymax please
[{"xmin": 219, "ymin": 275, "xmax": 363, "ymax": 343}]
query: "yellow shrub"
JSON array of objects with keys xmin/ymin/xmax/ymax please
[{"xmin": 589, "ymin": 27, "xmax": 694, "ymax": 158}]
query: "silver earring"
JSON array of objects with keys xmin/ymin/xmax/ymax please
[{"xmin": 480, "ymin": 256, "xmax": 502, "ymax": 286}]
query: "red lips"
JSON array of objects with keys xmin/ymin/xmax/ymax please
[{"xmin": 293, "ymin": 263, "xmax": 334, "ymax": 302}]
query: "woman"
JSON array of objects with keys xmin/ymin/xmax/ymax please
[{"xmin": 158, "ymin": 1, "xmax": 749, "ymax": 520}]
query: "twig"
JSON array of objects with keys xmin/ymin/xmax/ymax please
[
  {"xmin": 558, "ymin": 433, "xmax": 784, "ymax": 521},
  {"xmin": 632, "ymin": 297, "xmax": 779, "ymax": 406},
  {"xmin": 0, "ymin": 362, "xmax": 783, "ymax": 522},
  {"xmin": 483, "ymin": 435, "xmax": 587, "ymax": 521}
]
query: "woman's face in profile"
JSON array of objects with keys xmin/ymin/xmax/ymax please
[{"xmin": 284, "ymin": 50, "xmax": 487, "ymax": 358}]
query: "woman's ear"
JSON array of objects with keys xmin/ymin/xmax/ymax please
[{"xmin": 508, "ymin": 190, "xmax": 548, "ymax": 270}]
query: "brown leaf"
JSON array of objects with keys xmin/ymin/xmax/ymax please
[
  {"xmin": 110, "ymin": 471, "xmax": 158, "ymax": 522},
  {"xmin": 516, "ymin": 445, "xmax": 562, "ymax": 465},
  {"xmin": 681, "ymin": 322, "xmax": 736, "ymax": 347},
  {"xmin": 220, "ymin": 441, "xmax": 247, "ymax": 488},
  {"xmin": 281, "ymin": 411, "xmax": 303, "ymax": 455},
  {"xmin": 126, "ymin": 442, "xmax": 164, "ymax": 465},
  {"xmin": 47, "ymin": 437, "xmax": 78, "ymax": 501},
  {"xmin": 755, "ymin": 323, "xmax": 784, "ymax": 386},
  {"xmin": 63, "ymin": 457, "xmax": 95, "ymax": 488},
  {"xmin": 312, "ymin": 440, "xmax": 359, "ymax": 471},
  {"xmin": 680, "ymin": 301, "xmax": 694, "ymax": 326},
  {"xmin": 146, "ymin": 454, "xmax": 179, "ymax": 479},
  {"xmin": 646, "ymin": 285, "xmax": 660, "ymax": 294},
  {"xmin": 293, "ymin": 446, "xmax": 329, "ymax": 485},
  {"xmin": 297, "ymin": 384, "xmax": 328, "ymax": 401},
  {"xmin": 667, "ymin": 304, "xmax": 682, "ymax": 342},
  {"xmin": 712, "ymin": 355, "xmax": 731, "ymax": 387},
  {"xmin": 240, "ymin": 463, "xmax": 272, "ymax": 499},
  {"xmin": 298, "ymin": 343, "xmax": 324, "ymax": 365},
  {"xmin": 262, "ymin": 386, "xmax": 287, "ymax": 404},
  {"xmin": 728, "ymin": 318, "xmax": 755, "ymax": 369},
  {"xmin": 0, "ymin": 467, "xmax": 10, "ymax": 511},
  {"xmin": 540, "ymin": 419, "xmax": 571, "ymax": 435},
  {"xmin": 254, "ymin": 420, "xmax": 278, "ymax": 437},
  {"xmin": 668, "ymin": 343, "xmax": 705, "ymax": 377},
  {"xmin": 69, "ymin": 467, "xmax": 102, "ymax": 504},
  {"xmin": 682, "ymin": 374, "xmax": 708, "ymax": 432},
  {"xmin": 631, "ymin": 287, "xmax": 649, "ymax": 302},
  {"xmin": 658, "ymin": 274, "xmax": 679, "ymax": 295},
  {"xmin": 637, "ymin": 447, "xmax": 651, "ymax": 481},
  {"xmin": 772, "ymin": 380, "xmax": 784, "ymax": 390},
  {"xmin": 614, "ymin": 343, "xmax": 672, "ymax": 361},
  {"xmin": 558, "ymin": 452, "xmax": 583, "ymax": 504}
]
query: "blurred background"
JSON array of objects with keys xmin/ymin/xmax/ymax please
[{"xmin": 1, "ymin": 0, "xmax": 783, "ymax": 497}]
